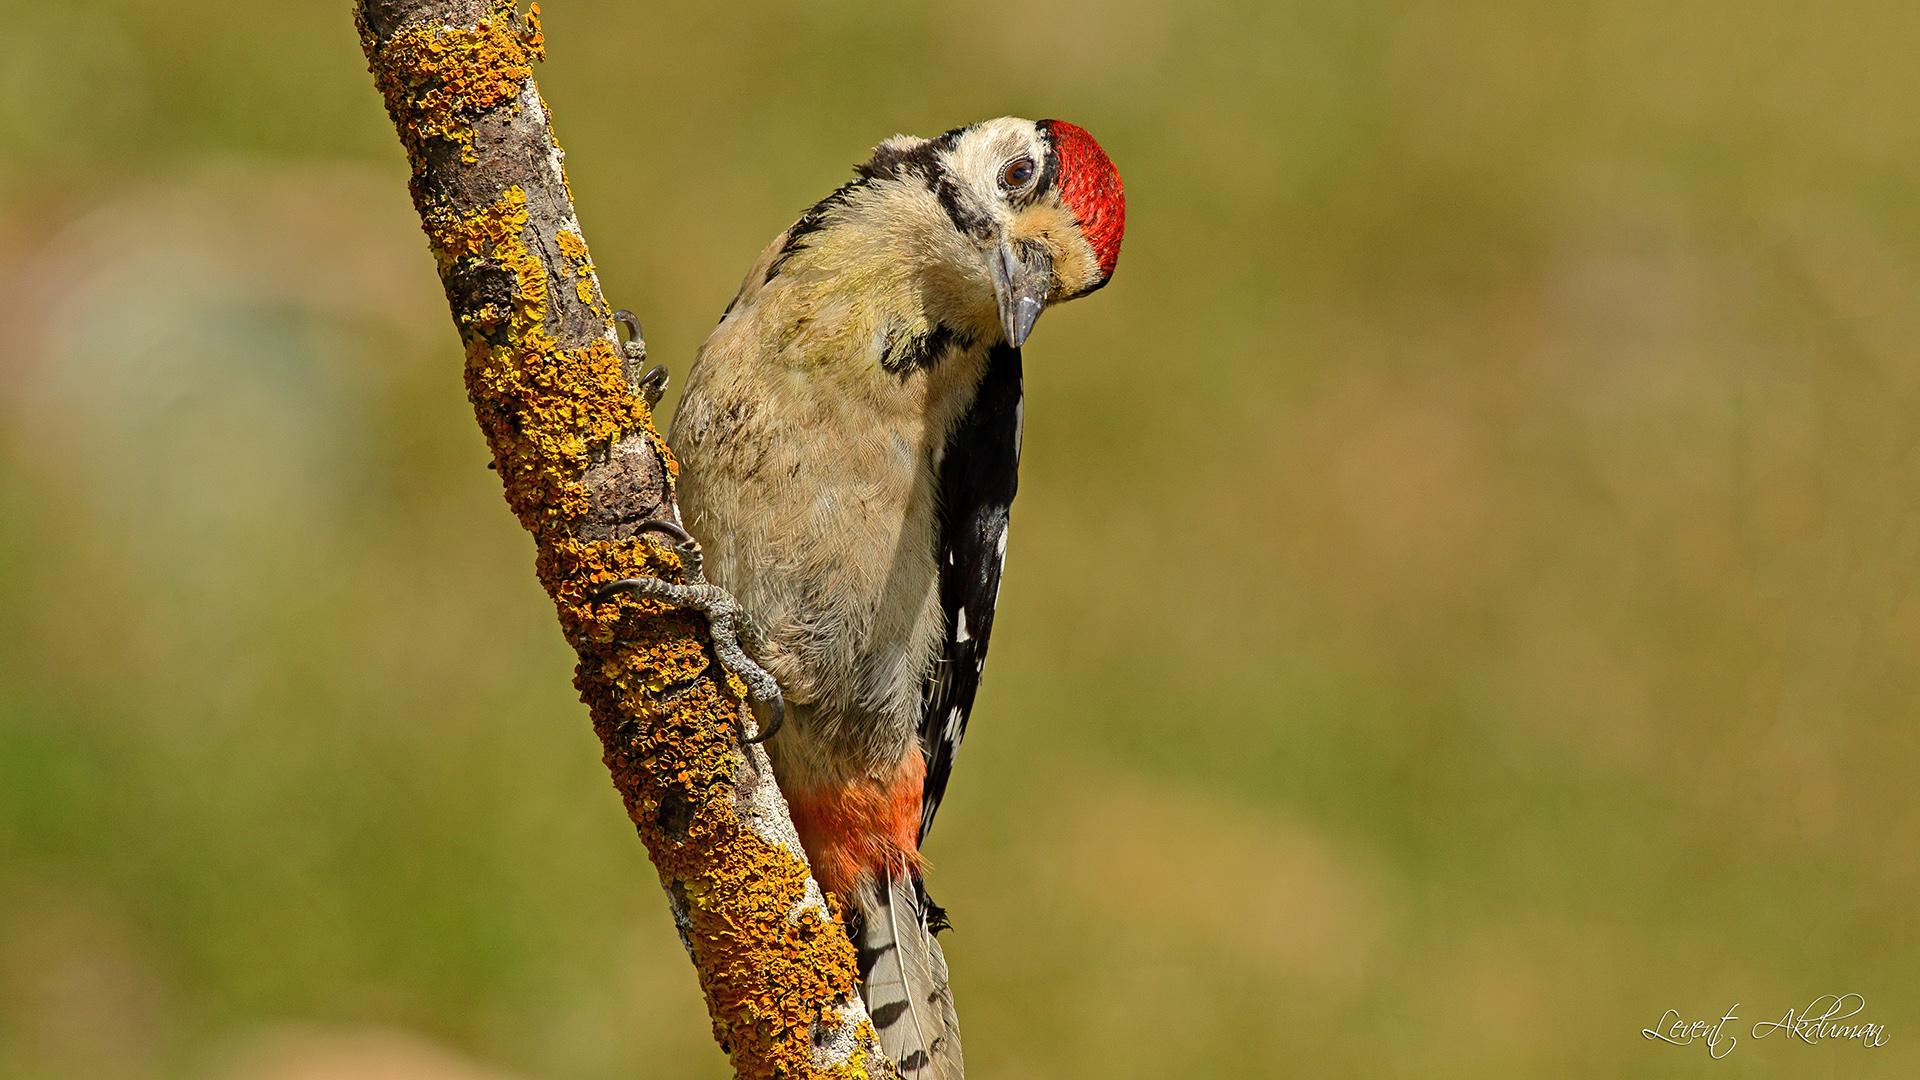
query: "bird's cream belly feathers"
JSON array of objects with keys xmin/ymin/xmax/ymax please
[{"xmin": 669, "ymin": 309, "xmax": 990, "ymax": 792}]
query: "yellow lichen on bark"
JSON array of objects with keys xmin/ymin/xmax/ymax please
[
  {"xmin": 555, "ymin": 227, "xmax": 602, "ymax": 310},
  {"xmin": 562, "ymin": 582, "xmax": 877, "ymax": 1079},
  {"xmin": 427, "ymin": 183, "xmax": 639, "ymax": 534},
  {"xmin": 356, "ymin": 2, "xmax": 880, "ymax": 1077},
  {"xmin": 358, "ymin": 1, "xmax": 543, "ymax": 162}
]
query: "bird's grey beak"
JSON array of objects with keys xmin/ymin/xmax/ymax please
[{"xmin": 990, "ymin": 239, "xmax": 1051, "ymax": 347}]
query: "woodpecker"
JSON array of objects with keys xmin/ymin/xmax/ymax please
[{"xmin": 665, "ymin": 117, "xmax": 1123, "ymax": 1078}]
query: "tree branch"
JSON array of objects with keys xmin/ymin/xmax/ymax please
[{"xmin": 353, "ymin": 4, "xmax": 888, "ymax": 1076}]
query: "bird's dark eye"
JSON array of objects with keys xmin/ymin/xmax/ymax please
[{"xmin": 1001, "ymin": 157, "xmax": 1035, "ymax": 189}]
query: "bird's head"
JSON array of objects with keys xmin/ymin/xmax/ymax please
[{"xmin": 862, "ymin": 117, "xmax": 1125, "ymax": 347}]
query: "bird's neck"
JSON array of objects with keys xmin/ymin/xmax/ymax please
[{"xmin": 800, "ymin": 177, "xmax": 1003, "ymax": 351}]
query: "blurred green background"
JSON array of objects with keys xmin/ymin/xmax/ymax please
[{"xmin": 1, "ymin": 1, "xmax": 1915, "ymax": 1078}]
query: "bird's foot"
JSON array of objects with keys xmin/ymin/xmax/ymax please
[
  {"xmin": 591, "ymin": 519, "xmax": 785, "ymax": 748},
  {"xmin": 613, "ymin": 310, "xmax": 670, "ymax": 405}
]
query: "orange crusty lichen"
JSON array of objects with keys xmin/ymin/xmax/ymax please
[
  {"xmin": 563, "ymin": 568, "xmax": 876, "ymax": 1076},
  {"xmin": 357, "ymin": 0, "xmax": 544, "ymax": 164},
  {"xmin": 357, "ymin": 3, "xmax": 877, "ymax": 1077},
  {"xmin": 556, "ymin": 228, "xmax": 604, "ymax": 311},
  {"xmin": 425, "ymin": 184, "xmax": 640, "ymax": 536},
  {"xmin": 544, "ymin": 520, "xmax": 880, "ymax": 1080}
]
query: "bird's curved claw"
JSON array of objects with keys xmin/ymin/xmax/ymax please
[
  {"xmin": 613, "ymin": 309, "xmax": 645, "ymax": 359},
  {"xmin": 629, "ymin": 519, "xmax": 703, "ymax": 583},
  {"xmin": 612, "ymin": 310, "xmax": 669, "ymax": 405},
  {"xmin": 637, "ymin": 364, "xmax": 669, "ymax": 407},
  {"xmin": 613, "ymin": 309, "xmax": 670, "ymax": 405},
  {"xmin": 591, "ymin": 523, "xmax": 785, "ymax": 748}
]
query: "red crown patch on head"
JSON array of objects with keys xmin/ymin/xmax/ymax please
[{"xmin": 1040, "ymin": 120, "xmax": 1125, "ymax": 281}]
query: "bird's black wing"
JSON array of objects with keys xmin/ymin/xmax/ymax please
[{"xmin": 919, "ymin": 343, "xmax": 1023, "ymax": 844}]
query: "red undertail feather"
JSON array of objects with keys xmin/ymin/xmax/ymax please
[
  {"xmin": 786, "ymin": 748, "xmax": 926, "ymax": 906},
  {"xmin": 786, "ymin": 751, "xmax": 963, "ymax": 1075}
]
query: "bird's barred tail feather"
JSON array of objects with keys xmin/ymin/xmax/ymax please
[{"xmin": 855, "ymin": 876, "xmax": 962, "ymax": 1079}]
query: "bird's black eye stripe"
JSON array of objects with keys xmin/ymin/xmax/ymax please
[
  {"xmin": 1034, "ymin": 143, "xmax": 1059, "ymax": 199},
  {"xmin": 1031, "ymin": 120, "xmax": 1063, "ymax": 201}
]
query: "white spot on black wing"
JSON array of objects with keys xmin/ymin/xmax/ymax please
[{"xmin": 918, "ymin": 344, "xmax": 1023, "ymax": 844}]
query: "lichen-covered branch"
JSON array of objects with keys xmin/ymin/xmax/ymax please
[{"xmin": 353, "ymin": 3, "xmax": 886, "ymax": 1076}]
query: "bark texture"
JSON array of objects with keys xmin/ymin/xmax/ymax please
[{"xmin": 354, "ymin": 3, "xmax": 888, "ymax": 1076}]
